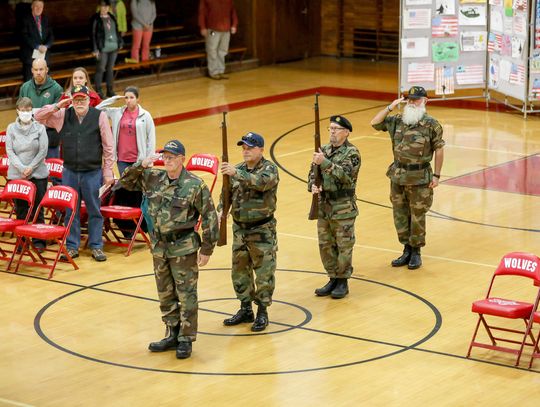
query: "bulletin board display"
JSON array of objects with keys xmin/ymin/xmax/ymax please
[
  {"xmin": 486, "ymin": 0, "xmax": 530, "ymax": 102},
  {"xmin": 399, "ymin": 0, "xmax": 489, "ymax": 97}
]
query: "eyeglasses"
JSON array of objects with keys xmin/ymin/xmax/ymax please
[
  {"xmin": 327, "ymin": 126, "xmax": 347, "ymax": 132},
  {"xmin": 162, "ymin": 154, "xmax": 179, "ymax": 161},
  {"xmin": 72, "ymin": 98, "xmax": 88, "ymax": 104}
]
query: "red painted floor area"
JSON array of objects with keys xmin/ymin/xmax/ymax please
[{"xmin": 444, "ymin": 155, "xmax": 540, "ymax": 196}]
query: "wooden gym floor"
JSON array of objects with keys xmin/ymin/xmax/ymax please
[{"xmin": 1, "ymin": 57, "xmax": 540, "ymax": 406}]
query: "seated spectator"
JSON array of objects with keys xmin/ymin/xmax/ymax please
[
  {"xmin": 91, "ymin": 0, "xmax": 123, "ymax": 98},
  {"xmin": 5, "ymin": 97, "xmax": 49, "ymax": 251},
  {"xmin": 19, "ymin": 0, "xmax": 54, "ymax": 81},
  {"xmin": 59, "ymin": 67, "xmax": 102, "ymax": 107}
]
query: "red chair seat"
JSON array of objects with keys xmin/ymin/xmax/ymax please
[
  {"xmin": 534, "ymin": 311, "xmax": 540, "ymax": 323},
  {"xmin": 0, "ymin": 218, "xmax": 25, "ymax": 231},
  {"xmin": 472, "ymin": 298, "xmax": 534, "ymax": 319},
  {"xmin": 101, "ymin": 205, "xmax": 142, "ymax": 219},
  {"xmin": 14, "ymin": 224, "xmax": 66, "ymax": 239}
]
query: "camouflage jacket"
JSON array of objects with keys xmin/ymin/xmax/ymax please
[
  {"xmin": 307, "ymin": 139, "xmax": 361, "ymax": 220},
  {"xmin": 219, "ymin": 157, "xmax": 279, "ymax": 223},
  {"xmin": 372, "ymin": 113, "xmax": 445, "ymax": 186},
  {"xmin": 120, "ymin": 163, "xmax": 219, "ymax": 257}
]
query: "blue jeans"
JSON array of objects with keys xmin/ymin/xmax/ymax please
[
  {"xmin": 117, "ymin": 161, "xmax": 134, "ymax": 177},
  {"xmin": 62, "ymin": 168, "xmax": 104, "ymax": 250}
]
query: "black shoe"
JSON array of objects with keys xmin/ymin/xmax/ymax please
[
  {"xmin": 223, "ymin": 302, "xmax": 254, "ymax": 326},
  {"xmin": 408, "ymin": 247, "xmax": 422, "ymax": 270},
  {"xmin": 148, "ymin": 325, "xmax": 179, "ymax": 352},
  {"xmin": 331, "ymin": 278, "xmax": 349, "ymax": 299},
  {"xmin": 251, "ymin": 306, "xmax": 269, "ymax": 332},
  {"xmin": 391, "ymin": 244, "xmax": 412, "ymax": 267},
  {"xmin": 315, "ymin": 278, "xmax": 337, "ymax": 296},
  {"xmin": 176, "ymin": 341, "xmax": 192, "ymax": 359}
]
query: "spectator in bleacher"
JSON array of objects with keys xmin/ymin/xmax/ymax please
[
  {"xmin": 19, "ymin": 0, "xmax": 54, "ymax": 82},
  {"xmin": 91, "ymin": 0, "xmax": 123, "ymax": 98},
  {"xmin": 19, "ymin": 58, "xmax": 62, "ymax": 159},
  {"xmin": 112, "ymin": 0, "xmax": 128, "ymax": 36},
  {"xmin": 59, "ymin": 67, "xmax": 102, "ymax": 107},
  {"xmin": 198, "ymin": 0, "xmax": 238, "ymax": 80},
  {"xmin": 6, "ymin": 97, "xmax": 49, "ymax": 252},
  {"xmin": 99, "ymin": 85, "xmax": 155, "ymax": 236},
  {"xmin": 34, "ymin": 85, "xmax": 115, "ymax": 262},
  {"xmin": 129, "ymin": 0, "xmax": 156, "ymax": 63}
]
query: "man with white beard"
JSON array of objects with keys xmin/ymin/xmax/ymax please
[{"xmin": 370, "ymin": 86, "xmax": 445, "ymax": 270}]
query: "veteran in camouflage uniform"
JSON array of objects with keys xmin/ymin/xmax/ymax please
[
  {"xmin": 219, "ymin": 132, "xmax": 279, "ymax": 332},
  {"xmin": 120, "ymin": 139, "xmax": 219, "ymax": 359},
  {"xmin": 371, "ymin": 86, "xmax": 445, "ymax": 270},
  {"xmin": 308, "ymin": 115, "xmax": 361, "ymax": 299}
]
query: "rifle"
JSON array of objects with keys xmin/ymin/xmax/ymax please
[
  {"xmin": 217, "ymin": 111, "xmax": 230, "ymax": 246},
  {"xmin": 308, "ymin": 93, "xmax": 321, "ymax": 220}
]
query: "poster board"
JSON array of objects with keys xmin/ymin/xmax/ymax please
[{"xmin": 399, "ymin": 0, "xmax": 489, "ymax": 97}]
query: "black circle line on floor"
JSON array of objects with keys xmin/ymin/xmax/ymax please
[
  {"xmin": 268, "ymin": 104, "xmax": 540, "ymax": 233},
  {"xmin": 33, "ymin": 268, "xmax": 440, "ymax": 376}
]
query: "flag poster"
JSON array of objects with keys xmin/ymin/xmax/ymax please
[
  {"xmin": 407, "ymin": 62, "xmax": 435, "ymax": 82},
  {"xmin": 435, "ymin": 66, "xmax": 455, "ymax": 95},
  {"xmin": 404, "ymin": 8, "xmax": 432, "ymax": 29},
  {"xmin": 432, "ymin": 16, "xmax": 459, "ymax": 37},
  {"xmin": 456, "ymin": 65, "xmax": 484, "ymax": 85}
]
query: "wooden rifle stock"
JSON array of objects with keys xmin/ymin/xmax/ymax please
[
  {"xmin": 308, "ymin": 93, "xmax": 321, "ymax": 220},
  {"xmin": 217, "ymin": 111, "xmax": 230, "ymax": 246}
]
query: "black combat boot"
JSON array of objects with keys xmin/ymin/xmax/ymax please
[
  {"xmin": 223, "ymin": 301, "xmax": 255, "ymax": 326},
  {"xmin": 176, "ymin": 341, "xmax": 192, "ymax": 359},
  {"xmin": 331, "ymin": 278, "xmax": 349, "ymax": 299},
  {"xmin": 315, "ymin": 278, "xmax": 337, "ymax": 296},
  {"xmin": 251, "ymin": 305, "xmax": 269, "ymax": 332},
  {"xmin": 391, "ymin": 244, "xmax": 412, "ymax": 267},
  {"xmin": 408, "ymin": 247, "xmax": 422, "ymax": 270},
  {"xmin": 148, "ymin": 325, "xmax": 179, "ymax": 352}
]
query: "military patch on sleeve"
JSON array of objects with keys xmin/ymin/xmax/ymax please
[{"xmin": 351, "ymin": 156, "xmax": 360, "ymax": 167}]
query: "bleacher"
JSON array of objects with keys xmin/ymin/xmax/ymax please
[{"xmin": 0, "ymin": 20, "xmax": 247, "ymax": 102}]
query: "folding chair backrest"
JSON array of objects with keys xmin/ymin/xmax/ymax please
[
  {"xmin": 1, "ymin": 179, "xmax": 36, "ymax": 205},
  {"xmin": 185, "ymin": 153, "xmax": 219, "ymax": 192},
  {"xmin": 37, "ymin": 186, "xmax": 78, "ymax": 220},
  {"xmin": 0, "ymin": 155, "xmax": 9, "ymax": 175},
  {"xmin": 0, "ymin": 131, "xmax": 6, "ymax": 155},
  {"xmin": 45, "ymin": 158, "xmax": 64, "ymax": 179},
  {"xmin": 494, "ymin": 252, "xmax": 540, "ymax": 281}
]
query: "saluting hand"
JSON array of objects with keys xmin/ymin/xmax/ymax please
[
  {"xmin": 142, "ymin": 153, "xmax": 161, "ymax": 168},
  {"xmin": 56, "ymin": 98, "xmax": 71, "ymax": 109},
  {"xmin": 313, "ymin": 148, "xmax": 325, "ymax": 165},
  {"xmin": 221, "ymin": 162, "xmax": 237, "ymax": 176},
  {"xmin": 389, "ymin": 97, "xmax": 405, "ymax": 111}
]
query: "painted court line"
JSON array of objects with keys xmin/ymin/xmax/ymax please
[{"xmin": 0, "ymin": 398, "xmax": 35, "ymax": 407}]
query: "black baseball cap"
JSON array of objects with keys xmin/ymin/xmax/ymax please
[{"xmin": 159, "ymin": 140, "xmax": 186, "ymax": 156}]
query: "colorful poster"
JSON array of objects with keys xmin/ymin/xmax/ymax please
[
  {"xmin": 401, "ymin": 38, "xmax": 430, "ymax": 58},
  {"xmin": 490, "ymin": 9, "xmax": 503, "ymax": 32},
  {"xmin": 536, "ymin": 0, "xmax": 540, "ymax": 48},
  {"xmin": 499, "ymin": 58, "xmax": 512, "ymax": 81},
  {"xmin": 488, "ymin": 32, "xmax": 503, "ymax": 52},
  {"xmin": 513, "ymin": 0, "xmax": 527, "ymax": 12},
  {"xmin": 459, "ymin": 5, "xmax": 487, "ymax": 25},
  {"xmin": 406, "ymin": 0, "xmax": 433, "ymax": 4},
  {"xmin": 435, "ymin": 66, "xmax": 454, "ymax": 95},
  {"xmin": 404, "ymin": 8, "xmax": 432, "ymax": 29},
  {"xmin": 460, "ymin": 0, "xmax": 486, "ymax": 3},
  {"xmin": 501, "ymin": 34, "xmax": 512, "ymax": 56},
  {"xmin": 456, "ymin": 65, "xmax": 485, "ymax": 85},
  {"xmin": 489, "ymin": 56, "xmax": 500, "ymax": 87},
  {"xmin": 407, "ymin": 63, "xmax": 435, "ymax": 82},
  {"xmin": 435, "ymin": 0, "xmax": 455, "ymax": 15},
  {"xmin": 530, "ymin": 53, "xmax": 540, "ymax": 72},
  {"xmin": 432, "ymin": 41, "xmax": 459, "ymax": 61},
  {"xmin": 504, "ymin": 0, "xmax": 513, "ymax": 17},
  {"xmin": 509, "ymin": 63, "xmax": 526, "ymax": 84},
  {"xmin": 503, "ymin": 14, "xmax": 513, "ymax": 35},
  {"xmin": 490, "ymin": 0, "xmax": 502, "ymax": 5},
  {"xmin": 529, "ymin": 78, "xmax": 540, "ymax": 99},
  {"xmin": 511, "ymin": 36, "xmax": 524, "ymax": 58},
  {"xmin": 513, "ymin": 12, "xmax": 527, "ymax": 37},
  {"xmin": 460, "ymin": 31, "xmax": 487, "ymax": 51},
  {"xmin": 432, "ymin": 16, "xmax": 458, "ymax": 37}
]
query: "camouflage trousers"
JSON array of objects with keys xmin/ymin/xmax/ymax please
[
  {"xmin": 317, "ymin": 217, "xmax": 356, "ymax": 279},
  {"xmin": 152, "ymin": 248, "xmax": 199, "ymax": 342},
  {"xmin": 389, "ymin": 182, "xmax": 433, "ymax": 248},
  {"xmin": 231, "ymin": 219, "xmax": 277, "ymax": 307}
]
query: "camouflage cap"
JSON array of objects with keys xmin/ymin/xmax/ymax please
[
  {"xmin": 405, "ymin": 86, "xmax": 427, "ymax": 100},
  {"xmin": 71, "ymin": 85, "xmax": 90, "ymax": 98},
  {"xmin": 159, "ymin": 139, "xmax": 186, "ymax": 156},
  {"xmin": 237, "ymin": 132, "xmax": 264, "ymax": 148},
  {"xmin": 330, "ymin": 115, "xmax": 352, "ymax": 132}
]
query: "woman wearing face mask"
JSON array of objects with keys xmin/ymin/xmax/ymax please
[
  {"xmin": 99, "ymin": 86, "xmax": 155, "ymax": 236},
  {"xmin": 6, "ymin": 97, "xmax": 49, "ymax": 251},
  {"xmin": 59, "ymin": 67, "xmax": 102, "ymax": 107}
]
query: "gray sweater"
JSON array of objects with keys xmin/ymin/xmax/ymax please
[
  {"xmin": 131, "ymin": 0, "xmax": 156, "ymax": 30},
  {"xmin": 6, "ymin": 119, "xmax": 49, "ymax": 180}
]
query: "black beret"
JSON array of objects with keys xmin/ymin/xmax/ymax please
[{"xmin": 330, "ymin": 115, "xmax": 352, "ymax": 132}]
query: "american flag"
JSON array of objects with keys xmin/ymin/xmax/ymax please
[
  {"xmin": 407, "ymin": 62, "xmax": 435, "ymax": 83},
  {"xmin": 432, "ymin": 16, "xmax": 458, "ymax": 37},
  {"xmin": 509, "ymin": 63, "xmax": 526, "ymax": 85},
  {"xmin": 536, "ymin": 1, "xmax": 540, "ymax": 48},
  {"xmin": 456, "ymin": 65, "xmax": 484, "ymax": 85},
  {"xmin": 404, "ymin": 9, "xmax": 431, "ymax": 29},
  {"xmin": 488, "ymin": 32, "xmax": 502, "ymax": 52},
  {"xmin": 435, "ymin": 66, "xmax": 454, "ymax": 95}
]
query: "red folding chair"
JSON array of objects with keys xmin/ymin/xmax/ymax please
[
  {"xmin": 99, "ymin": 181, "xmax": 151, "ymax": 256},
  {"xmin": 0, "ymin": 131, "xmax": 6, "ymax": 155},
  {"xmin": 185, "ymin": 153, "xmax": 219, "ymax": 231},
  {"xmin": 0, "ymin": 154, "xmax": 9, "ymax": 187},
  {"xmin": 8, "ymin": 185, "xmax": 79, "ymax": 279},
  {"xmin": 0, "ymin": 180, "xmax": 36, "ymax": 262},
  {"xmin": 467, "ymin": 252, "xmax": 540, "ymax": 366},
  {"xmin": 528, "ymin": 279, "xmax": 540, "ymax": 369},
  {"xmin": 45, "ymin": 158, "xmax": 64, "ymax": 180}
]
